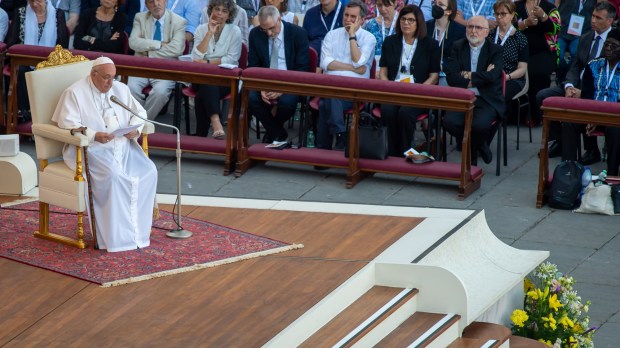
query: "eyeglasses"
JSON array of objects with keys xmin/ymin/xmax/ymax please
[
  {"xmin": 400, "ymin": 17, "xmax": 416, "ymax": 24},
  {"xmin": 494, "ymin": 12, "xmax": 511, "ymax": 18},
  {"xmin": 466, "ymin": 25, "xmax": 489, "ymax": 32},
  {"xmin": 94, "ymin": 70, "xmax": 115, "ymax": 81}
]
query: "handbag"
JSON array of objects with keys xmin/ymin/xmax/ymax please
[
  {"xmin": 345, "ymin": 112, "xmax": 389, "ymax": 160},
  {"xmin": 574, "ymin": 183, "xmax": 615, "ymax": 215}
]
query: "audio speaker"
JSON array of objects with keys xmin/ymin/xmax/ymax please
[{"xmin": 0, "ymin": 134, "xmax": 19, "ymax": 157}]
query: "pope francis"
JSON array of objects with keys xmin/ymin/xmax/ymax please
[{"xmin": 52, "ymin": 57, "xmax": 158, "ymax": 252}]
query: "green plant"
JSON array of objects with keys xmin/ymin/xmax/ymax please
[{"xmin": 510, "ymin": 262, "xmax": 595, "ymax": 347}]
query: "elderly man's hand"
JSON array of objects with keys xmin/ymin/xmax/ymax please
[
  {"xmin": 95, "ymin": 132, "xmax": 115, "ymax": 144},
  {"xmin": 124, "ymin": 130, "xmax": 140, "ymax": 139}
]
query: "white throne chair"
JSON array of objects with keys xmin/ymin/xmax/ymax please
[{"xmin": 26, "ymin": 46, "xmax": 154, "ymax": 248}]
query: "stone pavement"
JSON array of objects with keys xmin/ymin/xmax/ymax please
[{"xmin": 17, "ymin": 118, "xmax": 619, "ymax": 346}]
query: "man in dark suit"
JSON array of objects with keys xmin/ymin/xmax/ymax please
[
  {"xmin": 248, "ymin": 5, "xmax": 309, "ymax": 143},
  {"xmin": 536, "ymin": 1, "xmax": 616, "ymax": 162},
  {"xmin": 444, "ymin": 15, "xmax": 504, "ymax": 165}
]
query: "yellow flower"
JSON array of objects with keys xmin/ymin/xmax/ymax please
[
  {"xmin": 511, "ymin": 309, "xmax": 529, "ymax": 327},
  {"xmin": 538, "ymin": 339, "xmax": 553, "ymax": 346},
  {"xmin": 549, "ymin": 293, "xmax": 563, "ymax": 311},
  {"xmin": 542, "ymin": 313, "xmax": 557, "ymax": 330},
  {"xmin": 568, "ymin": 335, "xmax": 578, "ymax": 346},
  {"xmin": 572, "ymin": 323, "xmax": 583, "ymax": 334},
  {"xmin": 559, "ymin": 316, "xmax": 574, "ymax": 328},
  {"xmin": 527, "ymin": 288, "xmax": 544, "ymax": 300},
  {"xmin": 524, "ymin": 278, "xmax": 535, "ymax": 292}
]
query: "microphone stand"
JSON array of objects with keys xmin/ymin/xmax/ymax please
[{"xmin": 111, "ymin": 96, "xmax": 192, "ymax": 239}]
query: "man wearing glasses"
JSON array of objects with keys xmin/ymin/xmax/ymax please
[
  {"xmin": 444, "ymin": 15, "xmax": 503, "ymax": 165},
  {"xmin": 248, "ymin": 5, "xmax": 309, "ymax": 143},
  {"xmin": 52, "ymin": 57, "xmax": 158, "ymax": 252}
]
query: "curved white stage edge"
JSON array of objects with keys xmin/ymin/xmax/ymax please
[{"xmin": 154, "ymin": 194, "xmax": 549, "ymax": 347}]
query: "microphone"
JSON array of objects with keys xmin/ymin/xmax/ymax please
[{"xmin": 110, "ymin": 95, "xmax": 192, "ymax": 239}]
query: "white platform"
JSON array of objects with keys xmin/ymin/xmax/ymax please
[{"xmin": 0, "ymin": 152, "xmax": 38, "ymax": 195}]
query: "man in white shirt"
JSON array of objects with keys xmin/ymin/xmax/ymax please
[
  {"xmin": 52, "ymin": 57, "xmax": 158, "ymax": 252},
  {"xmin": 127, "ymin": 0, "xmax": 187, "ymax": 120},
  {"xmin": 316, "ymin": 0, "xmax": 376, "ymax": 150}
]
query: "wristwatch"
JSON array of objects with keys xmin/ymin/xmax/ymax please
[{"xmin": 349, "ymin": 36, "xmax": 357, "ymax": 41}]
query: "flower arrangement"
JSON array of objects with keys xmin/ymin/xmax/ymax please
[{"xmin": 509, "ymin": 262, "xmax": 596, "ymax": 347}]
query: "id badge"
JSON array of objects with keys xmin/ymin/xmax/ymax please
[
  {"xmin": 567, "ymin": 14, "xmax": 585, "ymax": 36},
  {"xmin": 397, "ymin": 74, "xmax": 415, "ymax": 83}
]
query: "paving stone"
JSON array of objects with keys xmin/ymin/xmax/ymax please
[
  {"xmin": 510, "ymin": 240, "xmax": 594, "ymax": 274},
  {"xmin": 520, "ymin": 211, "xmax": 618, "ymax": 249},
  {"xmin": 592, "ymin": 322, "xmax": 620, "ymax": 348},
  {"xmin": 572, "ymin": 283, "xmax": 620, "ymax": 325},
  {"xmin": 571, "ymin": 250, "xmax": 620, "ymax": 287},
  {"xmin": 469, "ymin": 205, "xmax": 550, "ymax": 241}
]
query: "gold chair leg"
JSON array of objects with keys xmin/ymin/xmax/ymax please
[{"xmin": 34, "ymin": 202, "xmax": 86, "ymax": 249}]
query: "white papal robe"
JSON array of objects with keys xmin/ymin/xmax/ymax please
[{"xmin": 52, "ymin": 76, "xmax": 158, "ymax": 252}]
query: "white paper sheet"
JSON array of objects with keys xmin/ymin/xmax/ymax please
[{"xmin": 111, "ymin": 124, "xmax": 141, "ymax": 137}]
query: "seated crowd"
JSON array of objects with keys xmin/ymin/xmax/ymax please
[{"xmin": 2, "ymin": 0, "xmax": 620, "ymax": 175}]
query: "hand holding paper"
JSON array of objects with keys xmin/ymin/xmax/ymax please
[{"xmin": 111, "ymin": 124, "xmax": 141, "ymax": 137}]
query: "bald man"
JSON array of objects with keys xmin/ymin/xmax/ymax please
[{"xmin": 444, "ymin": 15, "xmax": 504, "ymax": 166}]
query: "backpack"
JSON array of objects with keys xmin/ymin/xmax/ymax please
[{"xmin": 548, "ymin": 161, "xmax": 584, "ymax": 210}]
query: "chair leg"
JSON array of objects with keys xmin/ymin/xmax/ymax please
[
  {"xmin": 503, "ymin": 119, "xmax": 508, "ymax": 166},
  {"xmin": 184, "ymin": 95, "xmax": 190, "ymax": 135},
  {"xmin": 496, "ymin": 120, "xmax": 502, "ymax": 176},
  {"xmin": 33, "ymin": 202, "xmax": 86, "ymax": 249},
  {"xmin": 516, "ymin": 101, "xmax": 521, "ymax": 150},
  {"xmin": 173, "ymin": 83, "xmax": 181, "ymax": 132}
]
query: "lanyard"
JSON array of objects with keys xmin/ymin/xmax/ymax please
[
  {"xmin": 494, "ymin": 26, "xmax": 513, "ymax": 46},
  {"xmin": 382, "ymin": 11, "xmax": 397, "ymax": 41},
  {"xmin": 320, "ymin": 1, "xmax": 342, "ymax": 32},
  {"xmin": 603, "ymin": 61, "xmax": 619, "ymax": 101},
  {"xmin": 170, "ymin": 0, "xmax": 181, "ymax": 12},
  {"xmin": 434, "ymin": 22, "xmax": 447, "ymax": 46},
  {"xmin": 301, "ymin": 0, "xmax": 307, "ymax": 12},
  {"xmin": 400, "ymin": 37, "xmax": 417, "ymax": 73},
  {"xmin": 56, "ymin": 0, "xmax": 61, "ymax": 8},
  {"xmin": 470, "ymin": 0, "xmax": 488, "ymax": 16},
  {"xmin": 578, "ymin": 0, "xmax": 585, "ymax": 14}
]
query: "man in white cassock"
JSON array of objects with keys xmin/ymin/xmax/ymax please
[{"xmin": 52, "ymin": 57, "xmax": 158, "ymax": 252}]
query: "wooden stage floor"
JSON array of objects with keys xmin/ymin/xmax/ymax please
[{"xmin": 0, "ymin": 197, "xmax": 423, "ymax": 347}]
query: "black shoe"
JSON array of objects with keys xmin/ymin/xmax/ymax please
[
  {"xmin": 548, "ymin": 140, "xmax": 562, "ymax": 158},
  {"xmin": 580, "ymin": 150, "xmax": 601, "ymax": 165},
  {"xmin": 313, "ymin": 165, "xmax": 329, "ymax": 170},
  {"xmin": 274, "ymin": 130, "xmax": 289, "ymax": 143},
  {"xmin": 479, "ymin": 144, "xmax": 493, "ymax": 164},
  {"xmin": 334, "ymin": 133, "xmax": 346, "ymax": 151}
]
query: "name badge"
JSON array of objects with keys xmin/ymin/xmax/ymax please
[
  {"xmin": 567, "ymin": 14, "xmax": 585, "ymax": 36},
  {"xmin": 397, "ymin": 74, "xmax": 415, "ymax": 83}
]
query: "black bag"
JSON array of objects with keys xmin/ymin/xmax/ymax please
[
  {"xmin": 548, "ymin": 161, "xmax": 584, "ymax": 210},
  {"xmin": 345, "ymin": 112, "xmax": 389, "ymax": 160},
  {"xmin": 611, "ymin": 185, "xmax": 620, "ymax": 214}
]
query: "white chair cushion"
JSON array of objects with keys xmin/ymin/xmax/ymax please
[{"xmin": 38, "ymin": 161, "xmax": 86, "ymax": 212}]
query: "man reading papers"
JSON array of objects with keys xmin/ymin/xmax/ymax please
[{"xmin": 52, "ymin": 57, "xmax": 158, "ymax": 252}]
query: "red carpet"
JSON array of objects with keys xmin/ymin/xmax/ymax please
[{"xmin": 0, "ymin": 201, "xmax": 302, "ymax": 287}]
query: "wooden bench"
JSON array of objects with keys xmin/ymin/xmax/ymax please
[
  {"xmin": 538, "ymin": 96, "xmax": 620, "ymax": 207},
  {"xmin": 236, "ymin": 67, "xmax": 482, "ymax": 199},
  {"xmin": 5, "ymin": 44, "xmax": 242, "ymax": 175}
]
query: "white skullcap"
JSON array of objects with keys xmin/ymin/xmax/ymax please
[{"xmin": 92, "ymin": 56, "xmax": 114, "ymax": 67}]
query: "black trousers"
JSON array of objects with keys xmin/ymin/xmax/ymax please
[
  {"xmin": 380, "ymin": 104, "xmax": 427, "ymax": 157},
  {"xmin": 249, "ymin": 91, "xmax": 298, "ymax": 141},
  {"xmin": 194, "ymin": 84, "xmax": 230, "ymax": 137},
  {"xmin": 444, "ymin": 97, "xmax": 497, "ymax": 161},
  {"xmin": 504, "ymin": 79, "xmax": 524, "ymax": 122},
  {"xmin": 606, "ymin": 127, "xmax": 620, "ymax": 176},
  {"xmin": 18, "ymin": 65, "xmax": 33, "ymax": 111},
  {"xmin": 561, "ymin": 122, "xmax": 601, "ymax": 161},
  {"xmin": 528, "ymin": 51, "xmax": 557, "ymax": 122}
]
